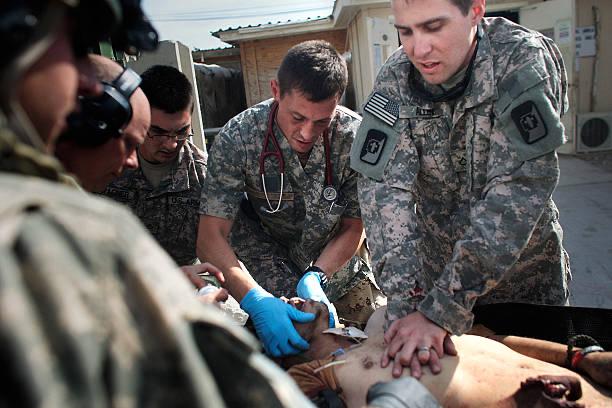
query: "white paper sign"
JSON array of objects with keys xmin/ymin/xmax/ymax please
[
  {"xmin": 555, "ymin": 20, "xmax": 572, "ymax": 45},
  {"xmin": 575, "ymin": 26, "xmax": 596, "ymax": 57}
]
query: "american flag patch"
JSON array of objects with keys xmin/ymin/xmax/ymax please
[{"xmin": 364, "ymin": 92, "xmax": 399, "ymax": 127}]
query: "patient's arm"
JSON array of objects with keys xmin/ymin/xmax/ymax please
[{"xmin": 489, "ymin": 335, "xmax": 612, "ymax": 389}]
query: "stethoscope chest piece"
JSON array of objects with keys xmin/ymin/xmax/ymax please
[{"xmin": 323, "ymin": 185, "xmax": 338, "ymax": 202}]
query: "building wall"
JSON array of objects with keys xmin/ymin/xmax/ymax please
[
  {"xmin": 239, "ymin": 30, "xmax": 347, "ymax": 107},
  {"xmin": 192, "ymin": 49, "xmax": 242, "ymax": 72},
  {"xmin": 576, "ymin": 0, "xmax": 612, "ymax": 113},
  {"xmin": 487, "ymin": 0, "xmax": 531, "ymax": 8},
  {"xmin": 347, "ymin": 6, "xmax": 399, "ymax": 110}
]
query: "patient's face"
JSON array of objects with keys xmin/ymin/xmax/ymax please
[{"xmin": 285, "ymin": 298, "xmax": 329, "ymax": 341}]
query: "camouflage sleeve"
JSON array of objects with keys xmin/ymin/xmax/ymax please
[
  {"xmin": 199, "ymin": 118, "xmax": 247, "ymax": 220},
  {"xmin": 418, "ymin": 43, "xmax": 567, "ymax": 334},
  {"xmin": 355, "ymin": 60, "xmax": 425, "ymax": 322},
  {"xmin": 339, "ymin": 117, "xmax": 362, "ymax": 219},
  {"xmin": 340, "ymin": 167, "xmax": 361, "ymax": 219},
  {"xmin": 193, "ymin": 141, "xmax": 208, "ymax": 179},
  {"xmin": 0, "ymin": 177, "xmax": 314, "ymax": 407}
]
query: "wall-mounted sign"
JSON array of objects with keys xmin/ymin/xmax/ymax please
[
  {"xmin": 555, "ymin": 20, "xmax": 572, "ymax": 45},
  {"xmin": 575, "ymin": 26, "xmax": 596, "ymax": 57}
]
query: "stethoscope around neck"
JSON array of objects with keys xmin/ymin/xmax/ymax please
[{"xmin": 258, "ymin": 101, "xmax": 337, "ymax": 214}]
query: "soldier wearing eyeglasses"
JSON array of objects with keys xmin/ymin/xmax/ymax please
[{"xmin": 104, "ymin": 65, "xmax": 207, "ymax": 266}]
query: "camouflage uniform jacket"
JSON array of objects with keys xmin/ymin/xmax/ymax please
[
  {"xmin": 0, "ymin": 117, "xmax": 314, "ymax": 407},
  {"xmin": 104, "ymin": 140, "xmax": 207, "ymax": 265},
  {"xmin": 351, "ymin": 18, "xmax": 571, "ymax": 335},
  {"xmin": 201, "ymin": 99, "xmax": 363, "ymax": 272}
]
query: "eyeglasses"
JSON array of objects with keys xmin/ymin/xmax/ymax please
[{"xmin": 147, "ymin": 126, "xmax": 193, "ymax": 141}]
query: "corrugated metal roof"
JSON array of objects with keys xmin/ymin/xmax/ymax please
[
  {"xmin": 212, "ymin": 15, "xmax": 329, "ymax": 37},
  {"xmin": 194, "ymin": 45, "xmax": 239, "ymax": 52}
]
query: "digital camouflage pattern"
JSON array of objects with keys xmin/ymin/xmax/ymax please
[
  {"xmin": 104, "ymin": 140, "xmax": 206, "ymax": 265},
  {"xmin": 0, "ymin": 116, "xmax": 314, "ymax": 408},
  {"xmin": 352, "ymin": 18, "xmax": 571, "ymax": 335},
  {"xmin": 200, "ymin": 99, "xmax": 374, "ymax": 302}
]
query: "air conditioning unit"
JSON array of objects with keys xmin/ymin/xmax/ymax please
[{"xmin": 576, "ymin": 112, "xmax": 612, "ymax": 153}]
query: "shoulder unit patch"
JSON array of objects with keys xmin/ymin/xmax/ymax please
[
  {"xmin": 360, "ymin": 129, "xmax": 388, "ymax": 165},
  {"xmin": 511, "ymin": 100, "xmax": 548, "ymax": 144}
]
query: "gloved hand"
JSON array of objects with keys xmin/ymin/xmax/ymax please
[
  {"xmin": 240, "ymin": 286, "xmax": 315, "ymax": 357},
  {"xmin": 297, "ymin": 270, "xmax": 336, "ymax": 328}
]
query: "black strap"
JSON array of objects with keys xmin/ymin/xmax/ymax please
[
  {"xmin": 313, "ymin": 389, "xmax": 346, "ymax": 408},
  {"xmin": 239, "ymin": 197, "xmax": 260, "ymax": 221}
]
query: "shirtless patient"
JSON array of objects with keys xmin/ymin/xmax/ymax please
[{"xmin": 286, "ymin": 299, "xmax": 612, "ymax": 407}]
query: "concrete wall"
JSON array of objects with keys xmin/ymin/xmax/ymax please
[
  {"xmin": 127, "ymin": 41, "xmax": 206, "ymax": 150},
  {"xmin": 347, "ymin": 6, "xmax": 399, "ymax": 111},
  {"xmin": 238, "ymin": 30, "xmax": 347, "ymax": 107},
  {"xmin": 576, "ymin": 0, "xmax": 612, "ymax": 113}
]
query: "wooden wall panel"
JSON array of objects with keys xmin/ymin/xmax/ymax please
[{"xmin": 239, "ymin": 29, "xmax": 347, "ymax": 107}]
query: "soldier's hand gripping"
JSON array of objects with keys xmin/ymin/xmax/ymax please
[
  {"xmin": 240, "ymin": 286, "xmax": 315, "ymax": 357},
  {"xmin": 180, "ymin": 262, "xmax": 225, "ymax": 289},
  {"xmin": 297, "ymin": 270, "xmax": 337, "ymax": 328}
]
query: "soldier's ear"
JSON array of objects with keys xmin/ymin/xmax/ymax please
[
  {"xmin": 270, "ymin": 79, "xmax": 281, "ymax": 102},
  {"xmin": 471, "ymin": 0, "xmax": 486, "ymax": 25}
]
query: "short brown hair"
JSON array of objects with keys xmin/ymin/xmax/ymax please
[
  {"xmin": 450, "ymin": 0, "xmax": 473, "ymax": 15},
  {"xmin": 397, "ymin": 0, "xmax": 472, "ymax": 16},
  {"xmin": 277, "ymin": 40, "xmax": 347, "ymax": 102}
]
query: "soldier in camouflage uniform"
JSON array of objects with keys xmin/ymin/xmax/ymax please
[
  {"xmin": 199, "ymin": 41, "xmax": 380, "ymax": 358},
  {"xmin": 0, "ymin": 1, "xmax": 314, "ymax": 406},
  {"xmin": 350, "ymin": 0, "xmax": 571, "ymax": 378},
  {"xmin": 104, "ymin": 65, "xmax": 207, "ymax": 266}
]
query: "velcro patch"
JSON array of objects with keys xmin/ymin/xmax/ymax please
[
  {"xmin": 364, "ymin": 92, "xmax": 399, "ymax": 127},
  {"xmin": 511, "ymin": 101, "xmax": 548, "ymax": 144},
  {"xmin": 350, "ymin": 108, "xmax": 401, "ymax": 181},
  {"xmin": 360, "ymin": 129, "xmax": 388, "ymax": 165}
]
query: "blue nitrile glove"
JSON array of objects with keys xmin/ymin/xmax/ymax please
[
  {"xmin": 240, "ymin": 286, "xmax": 315, "ymax": 357},
  {"xmin": 297, "ymin": 269, "xmax": 336, "ymax": 328}
]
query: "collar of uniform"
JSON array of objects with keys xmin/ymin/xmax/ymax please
[
  {"xmin": 145, "ymin": 142, "xmax": 193, "ymax": 197},
  {"xmin": 272, "ymin": 110, "xmax": 329, "ymax": 189},
  {"xmin": 456, "ymin": 24, "xmax": 496, "ymax": 111},
  {"xmin": 273, "ymin": 117, "xmax": 307, "ymax": 188},
  {"xmin": 407, "ymin": 25, "xmax": 496, "ymax": 111},
  {"xmin": 407, "ymin": 78, "xmax": 436, "ymax": 110},
  {"xmin": 0, "ymin": 116, "xmax": 70, "ymax": 184}
]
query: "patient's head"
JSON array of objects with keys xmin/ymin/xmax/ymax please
[
  {"xmin": 280, "ymin": 298, "xmax": 352, "ymax": 367},
  {"xmin": 287, "ymin": 298, "xmax": 330, "ymax": 341}
]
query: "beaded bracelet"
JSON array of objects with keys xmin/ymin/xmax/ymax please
[
  {"xmin": 566, "ymin": 334, "xmax": 605, "ymax": 369},
  {"xmin": 571, "ymin": 345, "xmax": 605, "ymax": 368}
]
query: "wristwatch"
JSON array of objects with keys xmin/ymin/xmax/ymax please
[{"xmin": 304, "ymin": 265, "xmax": 329, "ymax": 290}]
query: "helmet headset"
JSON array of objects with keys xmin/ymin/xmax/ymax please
[{"xmin": 59, "ymin": 67, "xmax": 142, "ymax": 147}]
